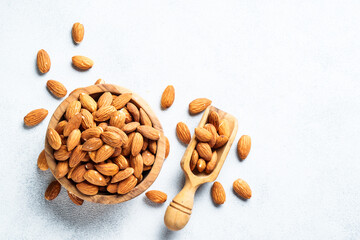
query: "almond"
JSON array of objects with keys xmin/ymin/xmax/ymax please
[
  {"xmin": 176, "ymin": 122, "xmax": 191, "ymax": 144},
  {"xmin": 120, "ymin": 108, "xmax": 133, "ymax": 123},
  {"xmin": 165, "ymin": 136, "xmax": 170, "ymax": 158},
  {"xmin": 80, "ymin": 109, "xmax": 96, "ymax": 129},
  {"xmin": 107, "ymin": 183, "xmax": 118, "ymax": 193},
  {"xmin": 110, "ymin": 111, "xmax": 125, "ymax": 129},
  {"xmin": 190, "ymin": 150, "xmax": 199, "ymax": 171},
  {"xmin": 105, "ymin": 126, "xmax": 128, "ymax": 145},
  {"xmin": 211, "ymin": 181, "xmax": 226, "ymax": 204},
  {"xmin": 45, "ymin": 180, "xmax": 61, "ymax": 200},
  {"xmin": 95, "ymin": 78, "xmax": 105, "ymax": 85},
  {"xmin": 117, "ymin": 175, "xmax": 137, "ymax": 194},
  {"xmin": 142, "ymin": 150, "xmax": 155, "ymax": 166},
  {"xmin": 47, "ymin": 128, "xmax": 62, "ymax": 150},
  {"xmin": 76, "ymin": 182, "xmax": 99, "ymax": 195},
  {"xmin": 196, "ymin": 142, "xmax": 212, "ymax": 161},
  {"xmin": 65, "ymin": 101, "xmax": 81, "ymax": 121},
  {"xmin": 71, "ymin": 164, "xmax": 87, "ymax": 183},
  {"xmin": 63, "ymin": 113, "xmax": 82, "ymax": 137},
  {"xmin": 208, "ymin": 111, "xmax": 220, "ymax": 130},
  {"xmin": 122, "ymin": 132, "xmax": 135, "ymax": 156},
  {"xmin": 139, "ymin": 108, "xmax": 152, "ymax": 126},
  {"xmin": 143, "ymin": 165, "xmax": 152, "ymax": 171},
  {"xmin": 97, "ymin": 92, "xmax": 113, "ymax": 108},
  {"xmin": 213, "ymin": 135, "xmax": 228, "ymax": 149},
  {"xmin": 24, "ymin": 108, "xmax": 48, "ymax": 126},
  {"xmin": 72, "ymin": 22, "xmax": 84, "ymax": 43},
  {"xmin": 81, "ymin": 127, "xmax": 103, "ymax": 141},
  {"xmin": 112, "ymin": 93, "xmax": 132, "ymax": 110},
  {"xmin": 95, "ymin": 145, "xmax": 115, "ymax": 163},
  {"xmin": 122, "ymin": 122, "xmax": 140, "ymax": 134},
  {"xmin": 218, "ymin": 119, "xmax": 230, "ymax": 138},
  {"xmin": 79, "ymin": 93, "xmax": 97, "ymax": 113},
  {"xmin": 95, "ymin": 163, "xmax": 119, "ymax": 176},
  {"xmin": 196, "ymin": 159, "xmax": 206, "ymax": 172},
  {"xmin": 111, "ymin": 167, "xmax": 134, "ymax": 183},
  {"xmin": 205, "ymin": 151, "xmax": 217, "ymax": 174},
  {"xmin": 46, "ymin": 80, "xmax": 67, "ymax": 98},
  {"xmin": 69, "ymin": 145, "xmax": 86, "ymax": 168},
  {"xmin": 126, "ymin": 102, "xmax": 140, "ymax": 122},
  {"xmin": 111, "ymin": 147, "xmax": 122, "ymax": 158},
  {"xmin": 189, "ymin": 98, "xmax": 212, "ymax": 114},
  {"xmin": 195, "ymin": 127, "xmax": 212, "ymax": 142},
  {"xmin": 37, "ymin": 149, "xmax": 48, "ymax": 171},
  {"xmin": 54, "ymin": 145, "xmax": 71, "ymax": 161},
  {"xmin": 145, "ymin": 190, "xmax": 167, "ymax": 203},
  {"xmin": 137, "ymin": 126, "xmax": 160, "ymax": 141},
  {"xmin": 55, "ymin": 120, "xmax": 67, "ymax": 134},
  {"xmin": 72, "ymin": 56, "xmax": 94, "ymax": 70},
  {"xmin": 161, "ymin": 85, "xmax": 175, "ymax": 109},
  {"xmin": 142, "ymin": 138, "xmax": 149, "ymax": 151},
  {"xmin": 204, "ymin": 123, "xmax": 217, "ymax": 148},
  {"xmin": 233, "ymin": 178, "xmax": 252, "ymax": 199},
  {"xmin": 84, "ymin": 170, "xmax": 107, "ymax": 186},
  {"xmin": 54, "ymin": 161, "xmax": 69, "ymax": 178},
  {"xmin": 82, "ymin": 138, "xmax": 103, "ymax": 151},
  {"xmin": 237, "ymin": 135, "xmax": 251, "ymax": 160},
  {"xmin": 101, "ymin": 131, "xmax": 122, "ymax": 148},
  {"xmin": 94, "ymin": 106, "xmax": 117, "ymax": 122},
  {"xmin": 113, "ymin": 155, "xmax": 129, "ymax": 170},
  {"xmin": 85, "ymin": 162, "xmax": 95, "ymax": 170},
  {"xmin": 148, "ymin": 140, "xmax": 157, "ymax": 154},
  {"xmin": 67, "ymin": 191, "xmax": 84, "ymax": 205},
  {"xmin": 37, "ymin": 49, "xmax": 51, "ymax": 73},
  {"xmin": 67, "ymin": 129, "xmax": 81, "ymax": 151},
  {"xmin": 131, "ymin": 132, "xmax": 143, "ymax": 156},
  {"xmin": 130, "ymin": 154, "xmax": 143, "ymax": 178}
]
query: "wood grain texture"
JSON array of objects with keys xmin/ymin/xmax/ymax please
[
  {"xmin": 44, "ymin": 84, "xmax": 165, "ymax": 204},
  {"xmin": 164, "ymin": 105, "xmax": 238, "ymax": 231}
]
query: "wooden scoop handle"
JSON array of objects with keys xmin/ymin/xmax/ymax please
[{"xmin": 164, "ymin": 178, "xmax": 199, "ymax": 231}]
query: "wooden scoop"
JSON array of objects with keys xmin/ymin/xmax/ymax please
[{"xmin": 164, "ymin": 106, "xmax": 238, "ymax": 231}]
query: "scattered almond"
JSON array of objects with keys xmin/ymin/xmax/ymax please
[
  {"xmin": 72, "ymin": 22, "xmax": 84, "ymax": 44},
  {"xmin": 37, "ymin": 149, "xmax": 48, "ymax": 171},
  {"xmin": 189, "ymin": 98, "xmax": 211, "ymax": 114},
  {"xmin": 176, "ymin": 122, "xmax": 191, "ymax": 144},
  {"xmin": 24, "ymin": 108, "xmax": 48, "ymax": 127},
  {"xmin": 211, "ymin": 181, "xmax": 226, "ymax": 204},
  {"xmin": 47, "ymin": 80, "xmax": 67, "ymax": 98},
  {"xmin": 37, "ymin": 49, "xmax": 51, "ymax": 73},
  {"xmin": 72, "ymin": 56, "xmax": 94, "ymax": 70},
  {"xmin": 145, "ymin": 190, "xmax": 167, "ymax": 203},
  {"xmin": 237, "ymin": 135, "xmax": 251, "ymax": 160},
  {"xmin": 67, "ymin": 191, "xmax": 84, "ymax": 205},
  {"xmin": 45, "ymin": 180, "xmax": 61, "ymax": 200},
  {"xmin": 161, "ymin": 85, "xmax": 175, "ymax": 109},
  {"xmin": 233, "ymin": 178, "xmax": 252, "ymax": 199}
]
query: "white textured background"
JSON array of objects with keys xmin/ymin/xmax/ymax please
[{"xmin": 0, "ymin": 0, "xmax": 360, "ymax": 239}]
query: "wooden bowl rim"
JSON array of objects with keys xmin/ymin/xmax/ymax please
[{"xmin": 44, "ymin": 84, "xmax": 166, "ymax": 204}]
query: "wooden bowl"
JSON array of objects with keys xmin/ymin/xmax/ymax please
[{"xmin": 44, "ymin": 84, "xmax": 166, "ymax": 204}]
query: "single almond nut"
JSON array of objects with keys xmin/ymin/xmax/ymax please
[
  {"xmin": 130, "ymin": 154, "xmax": 143, "ymax": 179},
  {"xmin": 137, "ymin": 126, "xmax": 160, "ymax": 141},
  {"xmin": 111, "ymin": 147, "xmax": 122, "ymax": 158},
  {"xmin": 131, "ymin": 132, "xmax": 143, "ymax": 156},
  {"xmin": 165, "ymin": 136, "xmax": 170, "ymax": 158},
  {"xmin": 81, "ymin": 127, "xmax": 103, "ymax": 141},
  {"xmin": 122, "ymin": 132, "xmax": 135, "ymax": 156},
  {"xmin": 120, "ymin": 108, "xmax": 133, "ymax": 123},
  {"xmin": 195, "ymin": 127, "xmax": 212, "ymax": 142},
  {"xmin": 110, "ymin": 111, "xmax": 126, "ymax": 129},
  {"xmin": 189, "ymin": 98, "xmax": 212, "ymax": 114},
  {"xmin": 55, "ymin": 120, "xmax": 67, "ymax": 134},
  {"xmin": 95, "ymin": 163, "xmax": 119, "ymax": 176},
  {"xmin": 204, "ymin": 123, "xmax": 217, "ymax": 148},
  {"xmin": 47, "ymin": 80, "xmax": 67, "ymax": 98},
  {"xmin": 47, "ymin": 128, "xmax": 62, "ymax": 150},
  {"xmin": 233, "ymin": 178, "xmax": 252, "ymax": 199},
  {"xmin": 196, "ymin": 142, "xmax": 212, "ymax": 161},
  {"xmin": 111, "ymin": 167, "xmax": 134, "ymax": 183},
  {"xmin": 145, "ymin": 190, "xmax": 167, "ymax": 203},
  {"xmin": 95, "ymin": 145, "xmax": 115, "ymax": 163},
  {"xmin": 113, "ymin": 155, "xmax": 129, "ymax": 170},
  {"xmin": 76, "ymin": 182, "xmax": 99, "ymax": 195},
  {"xmin": 37, "ymin": 49, "xmax": 51, "ymax": 73},
  {"xmin": 122, "ymin": 122, "xmax": 140, "ymax": 134},
  {"xmin": 97, "ymin": 92, "xmax": 113, "ymax": 108},
  {"xmin": 67, "ymin": 191, "xmax": 84, "ymax": 205},
  {"xmin": 139, "ymin": 108, "xmax": 152, "ymax": 126},
  {"xmin": 63, "ymin": 113, "xmax": 82, "ymax": 137},
  {"xmin": 54, "ymin": 161, "xmax": 69, "ymax": 178},
  {"xmin": 176, "ymin": 122, "xmax": 191, "ymax": 144},
  {"xmin": 71, "ymin": 164, "xmax": 87, "ymax": 183},
  {"xmin": 65, "ymin": 101, "xmax": 81, "ymax": 121},
  {"xmin": 211, "ymin": 181, "xmax": 226, "ymax": 204},
  {"xmin": 95, "ymin": 79, "xmax": 105, "ymax": 85},
  {"xmin": 142, "ymin": 138, "xmax": 149, "ymax": 151},
  {"xmin": 107, "ymin": 183, "xmax": 118, "ymax": 193},
  {"xmin": 69, "ymin": 145, "xmax": 86, "ymax": 168},
  {"xmin": 72, "ymin": 56, "xmax": 94, "ymax": 70},
  {"xmin": 142, "ymin": 150, "xmax": 155, "ymax": 166},
  {"xmin": 196, "ymin": 159, "xmax": 206, "ymax": 172},
  {"xmin": 82, "ymin": 138, "xmax": 103, "ymax": 151},
  {"xmin": 237, "ymin": 135, "xmax": 251, "ymax": 160},
  {"xmin": 79, "ymin": 93, "xmax": 97, "ymax": 113},
  {"xmin": 54, "ymin": 145, "xmax": 71, "ymax": 161},
  {"xmin": 112, "ymin": 93, "xmax": 132, "ymax": 110},
  {"xmin": 213, "ymin": 135, "xmax": 228, "ymax": 149},
  {"xmin": 37, "ymin": 149, "xmax": 48, "ymax": 171},
  {"xmin": 161, "ymin": 85, "xmax": 175, "ymax": 109},
  {"xmin": 45, "ymin": 180, "xmax": 61, "ymax": 200},
  {"xmin": 94, "ymin": 106, "xmax": 117, "ymax": 122},
  {"xmin": 101, "ymin": 131, "xmax": 122, "ymax": 148},
  {"xmin": 72, "ymin": 22, "xmax": 84, "ymax": 43},
  {"xmin": 105, "ymin": 126, "xmax": 128, "ymax": 145},
  {"xmin": 67, "ymin": 129, "xmax": 81, "ymax": 151},
  {"xmin": 190, "ymin": 150, "xmax": 199, "ymax": 171},
  {"xmin": 84, "ymin": 170, "xmax": 107, "ymax": 186},
  {"xmin": 80, "ymin": 109, "xmax": 96, "ymax": 129},
  {"xmin": 205, "ymin": 151, "xmax": 217, "ymax": 174},
  {"xmin": 208, "ymin": 111, "xmax": 220, "ymax": 130},
  {"xmin": 24, "ymin": 108, "xmax": 48, "ymax": 127},
  {"xmin": 117, "ymin": 175, "xmax": 137, "ymax": 194},
  {"xmin": 218, "ymin": 119, "xmax": 230, "ymax": 138},
  {"xmin": 126, "ymin": 103, "xmax": 140, "ymax": 122}
]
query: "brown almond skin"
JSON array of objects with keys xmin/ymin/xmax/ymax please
[
  {"xmin": 161, "ymin": 85, "xmax": 175, "ymax": 109},
  {"xmin": 76, "ymin": 182, "xmax": 99, "ymax": 195},
  {"xmin": 54, "ymin": 145, "xmax": 71, "ymax": 161},
  {"xmin": 237, "ymin": 135, "xmax": 251, "ymax": 160},
  {"xmin": 113, "ymin": 155, "xmax": 129, "ymax": 170},
  {"xmin": 211, "ymin": 181, "xmax": 226, "ymax": 204},
  {"xmin": 47, "ymin": 128, "xmax": 62, "ymax": 150},
  {"xmin": 117, "ymin": 175, "xmax": 137, "ymax": 194},
  {"xmin": 71, "ymin": 164, "xmax": 87, "ymax": 183},
  {"xmin": 120, "ymin": 108, "xmax": 133, "ymax": 123},
  {"xmin": 233, "ymin": 178, "xmax": 252, "ymax": 199},
  {"xmin": 79, "ymin": 93, "xmax": 97, "ymax": 113},
  {"xmin": 82, "ymin": 138, "xmax": 103, "ymax": 151},
  {"xmin": 196, "ymin": 142, "xmax": 212, "ymax": 161},
  {"xmin": 67, "ymin": 191, "xmax": 84, "ymax": 205},
  {"xmin": 139, "ymin": 108, "xmax": 152, "ymax": 126},
  {"xmin": 55, "ymin": 120, "xmax": 67, "ymax": 134},
  {"xmin": 37, "ymin": 49, "xmax": 51, "ymax": 73},
  {"xmin": 37, "ymin": 149, "xmax": 48, "ymax": 171},
  {"xmin": 112, "ymin": 93, "xmax": 132, "ymax": 110},
  {"xmin": 72, "ymin": 56, "xmax": 94, "ymax": 70},
  {"xmin": 65, "ymin": 101, "xmax": 81, "ymax": 121},
  {"xmin": 122, "ymin": 122, "xmax": 140, "ymax": 134},
  {"xmin": 137, "ymin": 126, "xmax": 160, "ymax": 141},
  {"xmin": 194, "ymin": 127, "xmax": 212, "ymax": 142},
  {"xmin": 122, "ymin": 132, "xmax": 135, "ymax": 156},
  {"xmin": 81, "ymin": 127, "xmax": 103, "ymax": 141},
  {"xmin": 83, "ymin": 170, "xmax": 107, "ymax": 186},
  {"xmin": 131, "ymin": 132, "xmax": 143, "ymax": 156},
  {"xmin": 95, "ymin": 145, "xmax": 115, "ymax": 163},
  {"xmin": 24, "ymin": 108, "xmax": 48, "ymax": 127},
  {"xmin": 72, "ymin": 22, "xmax": 84, "ymax": 44},
  {"xmin": 142, "ymin": 150, "xmax": 155, "ymax": 166},
  {"xmin": 196, "ymin": 159, "xmax": 206, "ymax": 172},
  {"xmin": 110, "ymin": 111, "xmax": 125, "ymax": 129},
  {"xmin": 126, "ymin": 102, "xmax": 140, "ymax": 122},
  {"xmin": 190, "ymin": 150, "xmax": 199, "ymax": 171},
  {"xmin": 45, "ymin": 181, "xmax": 61, "ymax": 200},
  {"xmin": 145, "ymin": 190, "xmax": 167, "ymax": 203},
  {"xmin": 81, "ymin": 109, "xmax": 96, "ymax": 129},
  {"xmin": 130, "ymin": 154, "xmax": 143, "ymax": 179},
  {"xmin": 189, "ymin": 98, "xmax": 212, "ymax": 114},
  {"xmin": 63, "ymin": 113, "xmax": 82, "ymax": 137},
  {"xmin": 111, "ymin": 167, "xmax": 134, "ymax": 183},
  {"xmin": 165, "ymin": 136, "xmax": 170, "ymax": 158},
  {"xmin": 205, "ymin": 151, "xmax": 217, "ymax": 174},
  {"xmin": 176, "ymin": 122, "xmax": 191, "ymax": 144},
  {"xmin": 218, "ymin": 119, "xmax": 230, "ymax": 138},
  {"xmin": 101, "ymin": 131, "xmax": 122, "ymax": 148},
  {"xmin": 67, "ymin": 129, "xmax": 81, "ymax": 151},
  {"xmin": 54, "ymin": 161, "xmax": 69, "ymax": 178},
  {"xmin": 148, "ymin": 140, "xmax": 157, "ymax": 155},
  {"xmin": 107, "ymin": 183, "xmax": 119, "ymax": 193},
  {"xmin": 46, "ymin": 80, "xmax": 67, "ymax": 98},
  {"xmin": 69, "ymin": 145, "xmax": 86, "ymax": 168},
  {"xmin": 95, "ymin": 163, "xmax": 119, "ymax": 176},
  {"xmin": 97, "ymin": 92, "xmax": 113, "ymax": 108},
  {"xmin": 94, "ymin": 106, "xmax": 117, "ymax": 122},
  {"xmin": 213, "ymin": 135, "xmax": 229, "ymax": 149},
  {"xmin": 204, "ymin": 123, "xmax": 217, "ymax": 148},
  {"xmin": 208, "ymin": 111, "xmax": 220, "ymax": 130}
]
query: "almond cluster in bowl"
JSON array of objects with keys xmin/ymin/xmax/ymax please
[{"xmin": 47, "ymin": 91, "xmax": 166, "ymax": 196}]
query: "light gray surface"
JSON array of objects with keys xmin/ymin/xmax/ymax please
[{"xmin": 0, "ymin": 0, "xmax": 359, "ymax": 239}]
